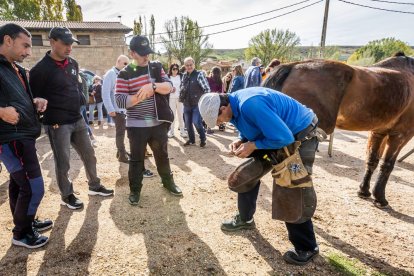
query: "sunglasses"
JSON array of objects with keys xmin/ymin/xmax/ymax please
[{"xmin": 172, "ymin": 68, "xmax": 178, "ymax": 70}]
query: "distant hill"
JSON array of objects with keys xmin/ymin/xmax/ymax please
[{"xmin": 208, "ymin": 46, "xmax": 362, "ymax": 62}]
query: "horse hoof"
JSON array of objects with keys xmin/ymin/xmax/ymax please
[
  {"xmin": 373, "ymin": 201, "xmax": 389, "ymax": 209},
  {"xmin": 357, "ymin": 191, "xmax": 371, "ymax": 199}
]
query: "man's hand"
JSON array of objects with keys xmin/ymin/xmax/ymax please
[
  {"xmin": 136, "ymin": 83, "xmax": 155, "ymax": 103},
  {"xmin": 33, "ymin": 97, "xmax": 48, "ymax": 112},
  {"xmin": 109, "ymin": 111, "xmax": 116, "ymax": 117},
  {"xmin": 234, "ymin": 141, "xmax": 257, "ymax": 158},
  {"xmin": 0, "ymin": 106, "xmax": 19, "ymax": 125},
  {"xmin": 228, "ymin": 139, "xmax": 243, "ymax": 154}
]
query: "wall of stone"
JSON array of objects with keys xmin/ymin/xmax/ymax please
[{"xmin": 22, "ymin": 31, "xmax": 130, "ymax": 77}]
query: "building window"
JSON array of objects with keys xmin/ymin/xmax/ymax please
[
  {"xmin": 77, "ymin": 35, "xmax": 91, "ymax": 45},
  {"xmin": 32, "ymin": 35, "xmax": 43, "ymax": 46}
]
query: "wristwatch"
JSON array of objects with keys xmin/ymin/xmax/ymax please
[{"xmin": 152, "ymin": 83, "xmax": 157, "ymax": 92}]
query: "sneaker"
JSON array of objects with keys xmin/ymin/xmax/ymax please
[
  {"xmin": 163, "ymin": 182, "xmax": 183, "ymax": 196},
  {"xmin": 219, "ymin": 124, "xmax": 225, "ymax": 131},
  {"xmin": 283, "ymin": 247, "xmax": 319, "ymax": 266},
  {"xmin": 206, "ymin": 128, "xmax": 214, "ymax": 134},
  {"xmin": 33, "ymin": 219, "xmax": 53, "ymax": 232},
  {"xmin": 183, "ymin": 140, "xmax": 195, "ymax": 146},
  {"xmin": 221, "ymin": 214, "xmax": 256, "ymax": 232},
  {"xmin": 180, "ymin": 131, "xmax": 188, "ymax": 138},
  {"xmin": 61, "ymin": 194, "xmax": 84, "ymax": 210},
  {"xmin": 12, "ymin": 231, "xmax": 48, "ymax": 249},
  {"xmin": 88, "ymin": 185, "xmax": 114, "ymax": 196},
  {"xmin": 143, "ymin": 169, "xmax": 155, "ymax": 178},
  {"xmin": 129, "ymin": 193, "xmax": 140, "ymax": 205},
  {"xmin": 200, "ymin": 141, "xmax": 206, "ymax": 148},
  {"xmin": 108, "ymin": 122, "xmax": 115, "ymax": 127},
  {"xmin": 88, "ymin": 121, "xmax": 94, "ymax": 125},
  {"xmin": 167, "ymin": 133, "xmax": 174, "ymax": 138}
]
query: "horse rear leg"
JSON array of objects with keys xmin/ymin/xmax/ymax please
[
  {"xmin": 358, "ymin": 132, "xmax": 386, "ymax": 198},
  {"xmin": 372, "ymin": 133, "xmax": 412, "ymax": 208}
]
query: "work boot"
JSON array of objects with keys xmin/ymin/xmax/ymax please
[
  {"xmin": 221, "ymin": 214, "xmax": 255, "ymax": 232},
  {"xmin": 162, "ymin": 176, "xmax": 182, "ymax": 196}
]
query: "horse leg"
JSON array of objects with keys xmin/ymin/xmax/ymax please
[
  {"xmin": 358, "ymin": 132, "xmax": 386, "ymax": 198},
  {"xmin": 372, "ymin": 134, "xmax": 411, "ymax": 208}
]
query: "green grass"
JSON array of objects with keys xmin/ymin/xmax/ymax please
[{"xmin": 326, "ymin": 252, "xmax": 389, "ymax": 276}]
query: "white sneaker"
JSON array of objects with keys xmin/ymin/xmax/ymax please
[
  {"xmin": 108, "ymin": 122, "xmax": 115, "ymax": 127},
  {"xmin": 180, "ymin": 131, "xmax": 188, "ymax": 138},
  {"xmin": 167, "ymin": 133, "xmax": 174, "ymax": 138}
]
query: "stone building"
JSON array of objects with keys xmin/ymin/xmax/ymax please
[{"xmin": 0, "ymin": 20, "xmax": 132, "ymax": 76}]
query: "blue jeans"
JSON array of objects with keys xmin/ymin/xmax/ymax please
[
  {"xmin": 44, "ymin": 119, "xmax": 101, "ymax": 197},
  {"xmin": 183, "ymin": 105, "xmax": 206, "ymax": 143},
  {"xmin": 89, "ymin": 102, "xmax": 103, "ymax": 122}
]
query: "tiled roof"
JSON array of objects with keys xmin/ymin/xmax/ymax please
[{"xmin": 0, "ymin": 20, "xmax": 132, "ymax": 33}]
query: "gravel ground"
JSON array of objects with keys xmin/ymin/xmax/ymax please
[{"xmin": 0, "ymin": 124, "xmax": 413, "ymax": 275}]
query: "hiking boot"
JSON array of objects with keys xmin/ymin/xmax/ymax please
[
  {"xmin": 12, "ymin": 231, "xmax": 48, "ymax": 249},
  {"xmin": 163, "ymin": 182, "xmax": 183, "ymax": 196},
  {"xmin": 33, "ymin": 219, "xmax": 53, "ymax": 232},
  {"xmin": 61, "ymin": 194, "xmax": 84, "ymax": 210},
  {"xmin": 88, "ymin": 185, "xmax": 114, "ymax": 196},
  {"xmin": 143, "ymin": 169, "xmax": 155, "ymax": 178},
  {"xmin": 283, "ymin": 247, "xmax": 319, "ymax": 266},
  {"xmin": 183, "ymin": 140, "xmax": 195, "ymax": 146},
  {"xmin": 200, "ymin": 141, "xmax": 206, "ymax": 148},
  {"xmin": 129, "ymin": 193, "xmax": 140, "ymax": 206},
  {"xmin": 221, "ymin": 214, "xmax": 256, "ymax": 232}
]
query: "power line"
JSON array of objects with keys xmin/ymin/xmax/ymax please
[
  {"xmin": 152, "ymin": 0, "xmax": 312, "ymax": 36},
  {"xmin": 365, "ymin": 0, "xmax": 414, "ymax": 5},
  {"xmin": 338, "ymin": 0, "xmax": 414, "ymax": 13},
  {"xmin": 154, "ymin": 0, "xmax": 323, "ymax": 44}
]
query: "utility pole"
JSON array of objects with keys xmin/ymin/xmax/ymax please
[{"xmin": 320, "ymin": 0, "xmax": 330, "ymax": 58}]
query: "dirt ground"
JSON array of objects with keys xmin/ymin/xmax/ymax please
[{"xmin": 0, "ymin": 124, "xmax": 413, "ymax": 275}]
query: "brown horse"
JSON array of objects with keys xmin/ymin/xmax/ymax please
[{"xmin": 263, "ymin": 52, "xmax": 414, "ymax": 208}]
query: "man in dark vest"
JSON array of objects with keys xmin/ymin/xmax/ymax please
[
  {"xmin": 0, "ymin": 23, "xmax": 52, "ymax": 249},
  {"xmin": 179, "ymin": 57, "xmax": 210, "ymax": 147}
]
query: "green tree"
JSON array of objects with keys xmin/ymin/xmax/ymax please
[
  {"xmin": 65, "ymin": 0, "xmax": 82, "ymax": 21},
  {"xmin": 0, "ymin": 0, "xmax": 42, "ymax": 20},
  {"xmin": 40, "ymin": 0, "xmax": 64, "ymax": 20},
  {"xmin": 133, "ymin": 16, "xmax": 143, "ymax": 35},
  {"xmin": 245, "ymin": 28, "xmax": 301, "ymax": 64},
  {"xmin": 161, "ymin": 16, "xmax": 212, "ymax": 67},
  {"xmin": 348, "ymin": 38, "xmax": 413, "ymax": 65}
]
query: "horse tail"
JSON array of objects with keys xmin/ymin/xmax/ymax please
[{"xmin": 262, "ymin": 63, "xmax": 297, "ymax": 91}]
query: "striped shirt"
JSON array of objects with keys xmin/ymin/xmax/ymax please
[{"xmin": 115, "ymin": 63, "xmax": 171, "ymax": 127}]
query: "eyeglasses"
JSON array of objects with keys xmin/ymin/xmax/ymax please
[{"xmin": 172, "ymin": 68, "xmax": 178, "ymax": 71}]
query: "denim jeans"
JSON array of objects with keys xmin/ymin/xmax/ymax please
[
  {"xmin": 236, "ymin": 137, "xmax": 319, "ymax": 251},
  {"xmin": 89, "ymin": 102, "xmax": 103, "ymax": 122},
  {"xmin": 113, "ymin": 112, "xmax": 127, "ymax": 154},
  {"xmin": 183, "ymin": 105, "xmax": 206, "ymax": 143},
  {"xmin": 80, "ymin": 105, "xmax": 93, "ymax": 137},
  {"xmin": 44, "ymin": 118, "xmax": 101, "ymax": 197},
  {"xmin": 127, "ymin": 123, "xmax": 174, "ymax": 193}
]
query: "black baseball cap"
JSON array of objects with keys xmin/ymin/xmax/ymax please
[
  {"xmin": 49, "ymin": 26, "xmax": 80, "ymax": 45},
  {"xmin": 129, "ymin": 35, "xmax": 154, "ymax": 56}
]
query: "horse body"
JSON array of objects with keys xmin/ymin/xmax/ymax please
[{"xmin": 263, "ymin": 53, "xmax": 414, "ymax": 207}]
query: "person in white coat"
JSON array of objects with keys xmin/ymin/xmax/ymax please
[{"xmin": 167, "ymin": 63, "xmax": 187, "ymax": 138}]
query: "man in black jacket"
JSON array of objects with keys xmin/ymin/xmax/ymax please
[
  {"xmin": 0, "ymin": 23, "xmax": 52, "ymax": 249},
  {"xmin": 29, "ymin": 27, "xmax": 113, "ymax": 210}
]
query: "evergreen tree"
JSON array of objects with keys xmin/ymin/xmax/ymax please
[{"xmin": 65, "ymin": 0, "xmax": 82, "ymax": 21}]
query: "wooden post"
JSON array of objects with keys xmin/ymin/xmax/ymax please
[{"xmin": 328, "ymin": 133, "xmax": 334, "ymax": 157}]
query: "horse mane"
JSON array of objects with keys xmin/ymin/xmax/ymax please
[{"xmin": 262, "ymin": 61, "xmax": 304, "ymax": 90}]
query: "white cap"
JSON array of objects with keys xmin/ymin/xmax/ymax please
[{"xmin": 198, "ymin": 93, "xmax": 220, "ymax": 127}]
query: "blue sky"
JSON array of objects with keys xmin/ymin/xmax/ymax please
[{"xmin": 77, "ymin": 0, "xmax": 414, "ymax": 49}]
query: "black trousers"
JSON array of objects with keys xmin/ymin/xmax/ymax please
[
  {"xmin": 0, "ymin": 139, "xmax": 44, "ymax": 239},
  {"xmin": 127, "ymin": 123, "xmax": 174, "ymax": 193},
  {"xmin": 237, "ymin": 137, "xmax": 319, "ymax": 251}
]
